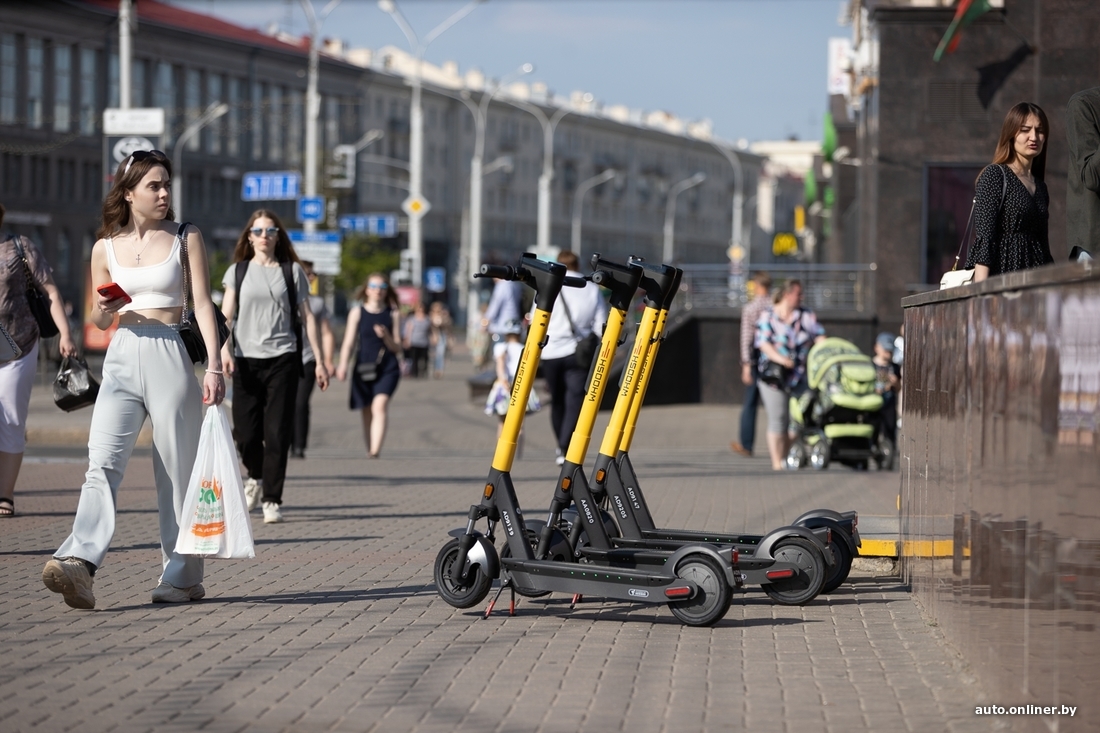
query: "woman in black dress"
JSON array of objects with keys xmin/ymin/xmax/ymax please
[
  {"xmin": 336, "ymin": 273, "xmax": 401, "ymax": 458},
  {"xmin": 967, "ymin": 102, "xmax": 1054, "ymax": 281}
]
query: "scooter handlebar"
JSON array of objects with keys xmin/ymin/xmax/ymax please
[
  {"xmin": 475, "ymin": 264, "xmax": 519, "ymax": 280},
  {"xmin": 562, "ymin": 276, "xmax": 587, "ymax": 288}
]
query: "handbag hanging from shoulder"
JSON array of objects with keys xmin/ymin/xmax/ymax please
[
  {"xmin": 11, "ymin": 237, "xmax": 60, "ymax": 339},
  {"xmin": 54, "ymin": 356, "xmax": 100, "ymax": 412},
  {"xmin": 759, "ymin": 360, "xmax": 791, "ymax": 389},
  {"xmin": 0, "ymin": 322, "xmax": 22, "ymax": 364},
  {"xmin": 356, "ymin": 347, "xmax": 385, "ymax": 383},
  {"xmin": 559, "ymin": 295, "xmax": 599, "ymax": 370},
  {"xmin": 940, "ymin": 164, "xmax": 1008, "ymax": 290},
  {"xmin": 177, "ymin": 223, "xmax": 230, "ymax": 363}
]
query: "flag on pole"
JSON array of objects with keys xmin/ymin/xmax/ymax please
[{"xmin": 933, "ymin": 0, "xmax": 994, "ymax": 62}]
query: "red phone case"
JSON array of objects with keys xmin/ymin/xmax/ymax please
[{"xmin": 97, "ymin": 283, "xmax": 131, "ymax": 303}]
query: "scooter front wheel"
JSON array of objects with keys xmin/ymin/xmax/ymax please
[
  {"xmin": 762, "ymin": 537, "xmax": 826, "ymax": 606},
  {"xmin": 667, "ymin": 554, "xmax": 731, "ymax": 627},
  {"xmin": 434, "ymin": 538, "xmax": 493, "ymax": 609}
]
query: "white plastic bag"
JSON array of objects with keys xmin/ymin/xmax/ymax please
[{"xmin": 175, "ymin": 405, "xmax": 255, "ymax": 558}]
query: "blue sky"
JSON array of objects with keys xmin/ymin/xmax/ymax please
[{"xmin": 169, "ymin": 0, "xmax": 848, "ymax": 143}]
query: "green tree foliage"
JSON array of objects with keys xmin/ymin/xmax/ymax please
[{"xmin": 336, "ymin": 234, "xmax": 400, "ymax": 296}]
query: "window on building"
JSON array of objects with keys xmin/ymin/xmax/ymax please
[
  {"xmin": 131, "ymin": 58, "xmax": 146, "ymax": 107},
  {"xmin": 82, "ymin": 160, "xmax": 100, "ymax": 201},
  {"xmin": 27, "ymin": 38, "xmax": 44, "ymax": 129},
  {"xmin": 287, "ymin": 89, "xmax": 302, "ymax": 166},
  {"xmin": 923, "ymin": 164, "xmax": 984, "ymax": 286},
  {"xmin": 226, "ymin": 77, "xmax": 240, "ymax": 157},
  {"xmin": 251, "ymin": 82, "xmax": 264, "ymax": 160},
  {"xmin": 58, "ymin": 158, "xmax": 75, "ymax": 201},
  {"xmin": 79, "ymin": 48, "xmax": 96, "ymax": 135},
  {"xmin": 185, "ymin": 68, "xmax": 201, "ymax": 151},
  {"xmin": 0, "ymin": 34, "xmax": 16, "ymax": 124},
  {"xmin": 53, "ymin": 45, "xmax": 72, "ymax": 132},
  {"xmin": 206, "ymin": 73, "xmax": 222, "ymax": 155},
  {"xmin": 30, "ymin": 156, "xmax": 49, "ymax": 198},
  {"xmin": 324, "ymin": 95, "xmax": 338, "ymax": 152},
  {"xmin": 268, "ymin": 86, "xmax": 283, "ymax": 162},
  {"xmin": 107, "ymin": 51, "xmax": 118, "ymax": 108},
  {"xmin": 153, "ymin": 62, "xmax": 174, "ymax": 146},
  {"xmin": 55, "ymin": 229, "xmax": 72, "ymax": 284}
]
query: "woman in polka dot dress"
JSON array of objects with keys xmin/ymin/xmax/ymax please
[{"xmin": 967, "ymin": 102, "xmax": 1054, "ymax": 281}]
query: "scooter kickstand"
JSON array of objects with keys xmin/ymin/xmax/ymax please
[
  {"xmin": 484, "ymin": 581, "xmax": 509, "ymax": 619},
  {"xmin": 508, "ymin": 584, "xmax": 517, "ymax": 617},
  {"xmin": 570, "ymin": 593, "xmax": 582, "ymax": 610}
]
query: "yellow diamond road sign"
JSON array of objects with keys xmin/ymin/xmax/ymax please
[{"xmin": 402, "ymin": 195, "xmax": 431, "ymax": 219}]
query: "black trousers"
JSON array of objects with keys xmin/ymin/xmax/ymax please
[
  {"xmin": 232, "ymin": 353, "xmax": 299, "ymax": 505},
  {"xmin": 541, "ymin": 354, "xmax": 587, "ymax": 453},
  {"xmin": 406, "ymin": 345, "xmax": 429, "ymax": 377},
  {"xmin": 292, "ymin": 359, "xmax": 317, "ymax": 453}
]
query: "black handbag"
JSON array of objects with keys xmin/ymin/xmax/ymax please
[
  {"xmin": 53, "ymin": 356, "xmax": 99, "ymax": 412},
  {"xmin": 560, "ymin": 295, "xmax": 599, "ymax": 369},
  {"xmin": 759, "ymin": 360, "xmax": 791, "ymax": 389},
  {"xmin": 11, "ymin": 237, "xmax": 59, "ymax": 339},
  {"xmin": 177, "ymin": 223, "xmax": 229, "ymax": 364},
  {"xmin": 356, "ymin": 348, "xmax": 385, "ymax": 383}
]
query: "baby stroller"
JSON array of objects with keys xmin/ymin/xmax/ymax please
[{"xmin": 786, "ymin": 337, "xmax": 895, "ymax": 471}]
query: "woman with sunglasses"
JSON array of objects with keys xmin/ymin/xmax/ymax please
[
  {"xmin": 219, "ymin": 210, "xmax": 328, "ymax": 524},
  {"xmin": 43, "ymin": 150, "xmax": 225, "ymax": 609},
  {"xmin": 336, "ymin": 273, "xmax": 401, "ymax": 458}
]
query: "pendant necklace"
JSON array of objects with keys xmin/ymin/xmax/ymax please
[{"xmin": 128, "ymin": 236, "xmax": 152, "ymax": 265}]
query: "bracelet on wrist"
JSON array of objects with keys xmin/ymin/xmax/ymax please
[{"xmin": 205, "ymin": 369, "xmax": 224, "ymax": 375}]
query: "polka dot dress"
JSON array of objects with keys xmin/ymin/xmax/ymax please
[{"xmin": 965, "ymin": 163, "xmax": 1053, "ymax": 276}]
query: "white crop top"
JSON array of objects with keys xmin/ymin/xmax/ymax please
[{"xmin": 105, "ymin": 232, "xmax": 184, "ymax": 311}]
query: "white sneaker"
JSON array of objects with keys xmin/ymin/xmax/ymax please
[
  {"xmin": 244, "ymin": 477, "xmax": 261, "ymax": 511},
  {"xmin": 262, "ymin": 501, "xmax": 283, "ymax": 524}
]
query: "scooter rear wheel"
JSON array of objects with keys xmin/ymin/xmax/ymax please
[
  {"xmin": 762, "ymin": 537, "xmax": 826, "ymax": 606},
  {"xmin": 820, "ymin": 532, "xmax": 853, "ymax": 594},
  {"xmin": 434, "ymin": 538, "xmax": 493, "ymax": 609},
  {"xmin": 667, "ymin": 554, "xmax": 731, "ymax": 627}
]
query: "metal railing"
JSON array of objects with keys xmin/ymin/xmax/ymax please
[{"xmin": 676, "ymin": 263, "xmax": 877, "ymax": 313}]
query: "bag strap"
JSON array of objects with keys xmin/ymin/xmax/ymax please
[
  {"xmin": 558, "ymin": 292, "xmax": 581, "ymax": 340},
  {"xmin": 281, "ymin": 261, "xmax": 304, "ymax": 375},
  {"xmin": 11, "ymin": 236, "xmax": 42, "ymax": 292},
  {"xmin": 176, "ymin": 222, "xmax": 194, "ymax": 323},
  {"xmin": 951, "ymin": 164, "xmax": 1010, "ymax": 272}
]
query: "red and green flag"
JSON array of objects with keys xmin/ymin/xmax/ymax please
[{"xmin": 933, "ymin": 0, "xmax": 994, "ymax": 62}]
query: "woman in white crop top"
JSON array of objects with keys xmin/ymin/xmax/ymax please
[{"xmin": 43, "ymin": 150, "xmax": 225, "ymax": 611}]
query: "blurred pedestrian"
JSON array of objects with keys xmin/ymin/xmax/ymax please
[
  {"xmin": 43, "ymin": 150, "xmax": 224, "ymax": 609},
  {"xmin": 755, "ymin": 280, "xmax": 825, "ymax": 471},
  {"xmin": 484, "ymin": 320, "xmax": 530, "ymax": 449},
  {"xmin": 541, "ymin": 250, "xmax": 607, "ymax": 465},
  {"xmin": 483, "ymin": 274, "xmax": 523, "ymax": 345},
  {"xmin": 219, "ymin": 210, "xmax": 329, "ymax": 524},
  {"xmin": 872, "ymin": 332, "xmax": 901, "ymax": 448},
  {"xmin": 290, "ymin": 260, "xmax": 335, "ymax": 459},
  {"xmin": 336, "ymin": 272, "xmax": 402, "ymax": 458},
  {"xmin": 1066, "ymin": 87, "xmax": 1100, "ymax": 253},
  {"xmin": 731, "ymin": 271, "xmax": 772, "ymax": 458},
  {"xmin": 428, "ymin": 301, "xmax": 453, "ymax": 378},
  {"xmin": 0, "ymin": 204, "xmax": 77, "ymax": 519},
  {"xmin": 402, "ymin": 302, "xmax": 431, "ymax": 378},
  {"xmin": 968, "ymin": 102, "xmax": 1053, "ymax": 282}
]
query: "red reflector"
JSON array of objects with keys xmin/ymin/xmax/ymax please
[
  {"xmin": 665, "ymin": 586, "xmax": 693, "ymax": 598},
  {"xmin": 766, "ymin": 569, "xmax": 795, "ymax": 580},
  {"xmin": 732, "ymin": 550, "xmax": 739, "ymax": 564}
]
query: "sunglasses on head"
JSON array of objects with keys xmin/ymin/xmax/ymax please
[
  {"xmin": 123, "ymin": 150, "xmax": 168, "ymax": 175},
  {"xmin": 250, "ymin": 226, "xmax": 279, "ymax": 237}
]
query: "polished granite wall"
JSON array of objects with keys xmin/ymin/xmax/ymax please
[{"xmin": 901, "ymin": 263, "xmax": 1098, "ymax": 730}]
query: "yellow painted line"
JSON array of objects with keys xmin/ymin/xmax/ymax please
[{"xmin": 858, "ymin": 539, "xmax": 972, "ymax": 559}]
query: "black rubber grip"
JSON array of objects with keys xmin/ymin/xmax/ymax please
[
  {"xmin": 476, "ymin": 264, "xmax": 517, "ymax": 280},
  {"xmin": 562, "ymin": 276, "xmax": 586, "ymax": 288}
]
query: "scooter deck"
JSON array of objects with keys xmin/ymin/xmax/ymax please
[{"xmin": 500, "ymin": 557, "xmax": 698, "ymax": 604}]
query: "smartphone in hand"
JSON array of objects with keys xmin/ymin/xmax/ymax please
[{"xmin": 97, "ymin": 282, "xmax": 132, "ymax": 304}]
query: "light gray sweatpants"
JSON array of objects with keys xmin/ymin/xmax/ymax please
[{"xmin": 55, "ymin": 324, "xmax": 204, "ymax": 588}]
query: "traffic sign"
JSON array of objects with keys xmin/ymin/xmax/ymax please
[
  {"xmin": 337, "ymin": 213, "xmax": 398, "ymax": 237},
  {"xmin": 401, "ymin": 195, "xmax": 431, "ymax": 219},
  {"xmin": 103, "ymin": 108, "xmax": 165, "ymax": 135},
  {"xmin": 242, "ymin": 171, "xmax": 300, "ymax": 201},
  {"xmin": 425, "ymin": 267, "xmax": 446, "ymax": 293},
  {"xmin": 287, "ymin": 230, "xmax": 341, "ymax": 276},
  {"xmin": 298, "ymin": 196, "xmax": 325, "ymax": 222}
]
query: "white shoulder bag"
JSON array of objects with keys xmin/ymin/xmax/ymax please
[{"xmin": 940, "ymin": 165, "xmax": 1007, "ymax": 289}]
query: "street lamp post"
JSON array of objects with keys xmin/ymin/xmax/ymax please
[
  {"xmin": 299, "ymin": 0, "xmax": 343, "ymax": 235},
  {"xmin": 172, "ymin": 101, "xmax": 229, "ymax": 221},
  {"xmin": 379, "ymin": 0, "xmax": 484, "ymax": 291},
  {"xmin": 570, "ymin": 168, "xmax": 617, "ymax": 260},
  {"xmin": 662, "ymin": 172, "xmax": 705, "ymax": 263},
  {"xmin": 710, "ymin": 142, "xmax": 746, "ymax": 259},
  {"xmin": 506, "ymin": 97, "xmax": 583, "ymax": 258}
]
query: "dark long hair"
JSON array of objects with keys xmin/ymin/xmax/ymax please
[
  {"xmin": 231, "ymin": 209, "xmax": 301, "ymax": 265},
  {"xmin": 96, "ymin": 151, "xmax": 173, "ymax": 239},
  {"xmin": 991, "ymin": 102, "xmax": 1048, "ymax": 180}
]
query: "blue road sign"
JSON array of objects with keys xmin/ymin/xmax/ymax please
[
  {"xmin": 337, "ymin": 213, "xmax": 398, "ymax": 238},
  {"xmin": 425, "ymin": 267, "xmax": 446, "ymax": 293},
  {"xmin": 298, "ymin": 196, "xmax": 325, "ymax": 222},
  {"xmin": 242, "ymin": 171, "xmax": 300, "ymax": 201},
  {"xmin": 288, "ymin": 230, "xmax": 341, "ymax": 244}
]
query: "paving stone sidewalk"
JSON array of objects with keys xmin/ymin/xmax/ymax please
[{"xmin": 1, "ymin": 362, "xmax": 1002, "ymax": 733}]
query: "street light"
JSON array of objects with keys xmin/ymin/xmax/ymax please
[
  {"xmin": 571, "ymin": 168, "xmax": 617, "ymax": 260},
  {"xmin": 171, "ymin": 101, "xmax": 229, "ymax": 221},
  {"xmin": 379, "ymin": 0, "xmax": 485, "ymax": 291},
  {"xmin": 506, "ymin": 96, "xmax": 586, "ymax": 258},
  {"xmin": 662, "ymin": 172, "xmax": 706, "ymax": 263},
  {"xmin": 299, "ymin": 0, "xmax": 343, "ymax": 234}
]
